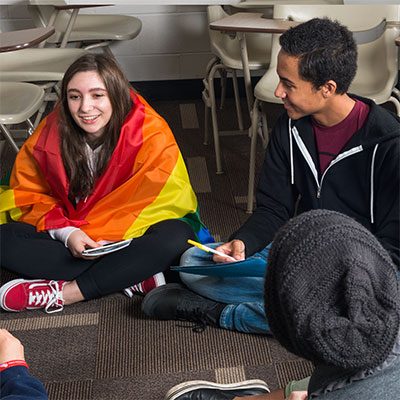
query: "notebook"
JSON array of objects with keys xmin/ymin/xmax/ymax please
[{"xmin": 171, "ymin": 256, "xmax": 267, "ymax": 277}]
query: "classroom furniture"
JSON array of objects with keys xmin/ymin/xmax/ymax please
[
  {"xmin": 0, "ymin": 82, "xmax": 44, "ymax": 153},
  {"xmin": 28, "ymin": 3, "xmax": 142, "ymax": 55},
  {"xmin": 0, "ymin": 27, "xmax": 54, "ymax": 52},
  {"xmin": 0, "ymin": 46, "xmax": 85, "ymax": 127},
  {"xmin": 0, "ymin": 27, "xmax": 55, "ymax": 153},
  {"xmin": 209, "ymin": 12, "xmax": 298, "ymax": 114},
  {"xmin": 204, "ymin": 5, "xmax": 272, "ymax": 174}
]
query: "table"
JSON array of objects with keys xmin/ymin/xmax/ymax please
[
  {"xmin": 210, "ymin": 12, "xmax": 299, "ymax": 112},
  {"xmin": 0, "ymin": 27, "xmax": 55, "ymax": 52}
]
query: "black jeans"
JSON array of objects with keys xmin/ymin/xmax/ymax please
[{"xmin": 0, "ymin": 220, "xmax": 195, "ymax": 299}]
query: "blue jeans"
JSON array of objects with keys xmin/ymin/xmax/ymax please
[{"xmin": 179, "ymin": 243, "xmax": 271, "ymax": 334}]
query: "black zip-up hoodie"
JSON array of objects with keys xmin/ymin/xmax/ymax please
[{"xmin": 231, "ymin": 95, "xmax": 400, "ymax": 266}]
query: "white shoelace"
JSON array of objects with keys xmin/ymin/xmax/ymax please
[
  {"xmin": 28, "ymin": 281, "xmax": 65, "ymax": 314},
  {"xmin": 124, "ymin": 283, "xmax": 143, "ymax": 297}
]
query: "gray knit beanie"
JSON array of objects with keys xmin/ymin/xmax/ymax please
[{"xmin": 264, "ymin": 209, "xmax": 400, "ymax": 371}]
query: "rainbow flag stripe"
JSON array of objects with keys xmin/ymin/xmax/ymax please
[{"xmin": 0, "ymin": 92, "xmax": 213, "ymax": 243}]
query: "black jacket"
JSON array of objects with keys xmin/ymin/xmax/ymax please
[{"xmin": 231, "ymin": 95, "xmax": 400, "ymax": 266}]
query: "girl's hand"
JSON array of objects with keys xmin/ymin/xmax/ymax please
[{"xmin": 67, "ymin": 230, "xmax": 102, "ymax": 259}]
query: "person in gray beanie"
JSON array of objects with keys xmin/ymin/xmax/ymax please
[
  {"xmin": 164, "ymin": 209, "xmax": 400, "ymax": 399},
  {"xmin": 264, "ymin": 209, "xmax": 400, "ymax": 399}
]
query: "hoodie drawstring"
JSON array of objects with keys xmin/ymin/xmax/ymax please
[
  {"xmin": 370, "ymin": 144, "xmax": 379, "ymax": 224},
  {"xmin": 289, "ymin": 118, "xmax": 294, "ymax": 185}
]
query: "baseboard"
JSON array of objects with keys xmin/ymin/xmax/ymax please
[{"xmin": 131, "ymin": 76, "xmax": 259, "ymax": 102}]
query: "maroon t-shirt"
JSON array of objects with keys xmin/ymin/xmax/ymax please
[{"xmin": 312, "ymin": 99, "xmax": 370, "ymax": 174}]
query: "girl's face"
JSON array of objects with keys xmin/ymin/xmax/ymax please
[{"xmin": 67, "ymin": 70, "xmax": 113, "ymax": 141}]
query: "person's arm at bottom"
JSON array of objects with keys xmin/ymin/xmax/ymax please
[
  {"xmin": 0, "ymin": 329, "xmax": 48, "ymax": 399},
  {"xmin": 1, "ymin": 366, "xmax": 48, "ymax": 399}
]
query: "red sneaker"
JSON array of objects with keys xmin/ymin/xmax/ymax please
[
  {"xmin": 124, "ymin": 272, "xmax": 166, "ymax": 297},
  {"xmin": 0, "ymin": 279, "xmax": 67, "ymax": 314}
]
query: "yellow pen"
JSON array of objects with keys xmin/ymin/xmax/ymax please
[{"xmin": 188, "ymin": 239, "xmax": 236, "ymax": 262}]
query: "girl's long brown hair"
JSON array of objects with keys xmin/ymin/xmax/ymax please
[{"xmin": 58, "ymin": 54, "xmax": 133, "ymax": 201}]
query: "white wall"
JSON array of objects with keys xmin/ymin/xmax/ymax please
[
  {"xmin": 0, "ymin": 4, "xmax": 215, "ymax": 81},
  {"xmin": 87, "ymin": 5, "xmax": 213, "ymax": 81}
]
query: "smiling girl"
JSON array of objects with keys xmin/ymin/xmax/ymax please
[{"xmin": 0, "ymin": 54, "xmax": 212, "ymax": 313}]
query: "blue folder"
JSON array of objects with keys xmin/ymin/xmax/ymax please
[{"xmin": 171, "ymin": 256, "xmax": 267, "ymax": 277}]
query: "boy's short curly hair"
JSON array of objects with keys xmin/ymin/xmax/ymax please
[{"xmin": 279, "ymin": 18, "xmax": 357, "ymax": 94}]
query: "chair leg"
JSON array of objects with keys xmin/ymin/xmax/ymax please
[
  {"xmin": 202, "ymin": 57, "xmax": 219, "ymax": 146},
  {"xmin": 27, "ymin": 119, "xmax": 35, "ymax": 136},
  {"xmin": 247, "ymin": 99, "xmax": 261, "ymax": 213},
  {"xmin": 84, "ymin": 41, "xmax": 112, "ymax": 52},
  {"xmin": 54, "ymin": 81, "xmax": 62, "ymax": 97},
  {"xmin": 33, "ymin": 100, "xmax": 48, "ymax": 128},
  {"xmin": 33, "ymin": 83, "xmax": 59, "ymax": 128},
  {"xmin": 390, "ymin": 89, "xmax": 400, "ymax": 116},
  {"xmin": 219, "ymin": 69, "xmax": 227, "ymax": 110},
  {"xmin": 205, "ymin": 56, "xmax": 219, "ymax": 77},
  {"xmin": 260, "ymin": 110, "xmax": 270, "ymax": 148},
  {"xmin": 0, "ymin": 124, "xmax": 19, "ymax": 154},
  {"xmin": 208, "ymin": 63, "xmax": 225, "ymax": 174},
  {"xmin": 388, "ymin": 96, "xmax": 400, "ymax": 116},
  {"xmin": 231, "ymin": 69, "xmax": 244, "ymax": 131},
  {"xmin": 204, "ymin": 103, "xmax": 210, "ymax": 145},
  {"xmin": 102, "ymin": 45, "xmax": 115, "ymax": 58}
]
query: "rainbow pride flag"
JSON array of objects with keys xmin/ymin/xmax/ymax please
[{"xmin": 0, "ymin": 92, "xmax": 213, "ymax": 244}]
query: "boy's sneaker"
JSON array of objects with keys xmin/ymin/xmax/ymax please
[
  {"xmin": 165, "ymin": 379, "xmax": 270, "ymax": 400},
  {"xmin": 141, "ymin": 283, "xmax": 225, "ymax": 332},
  {"xmin": 0, "ymin": 279, "xmax": 67, "ymax": 314},
  {"xmin": 123, "ymin": 272, "xmax": 166, "ymax": 297}
]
